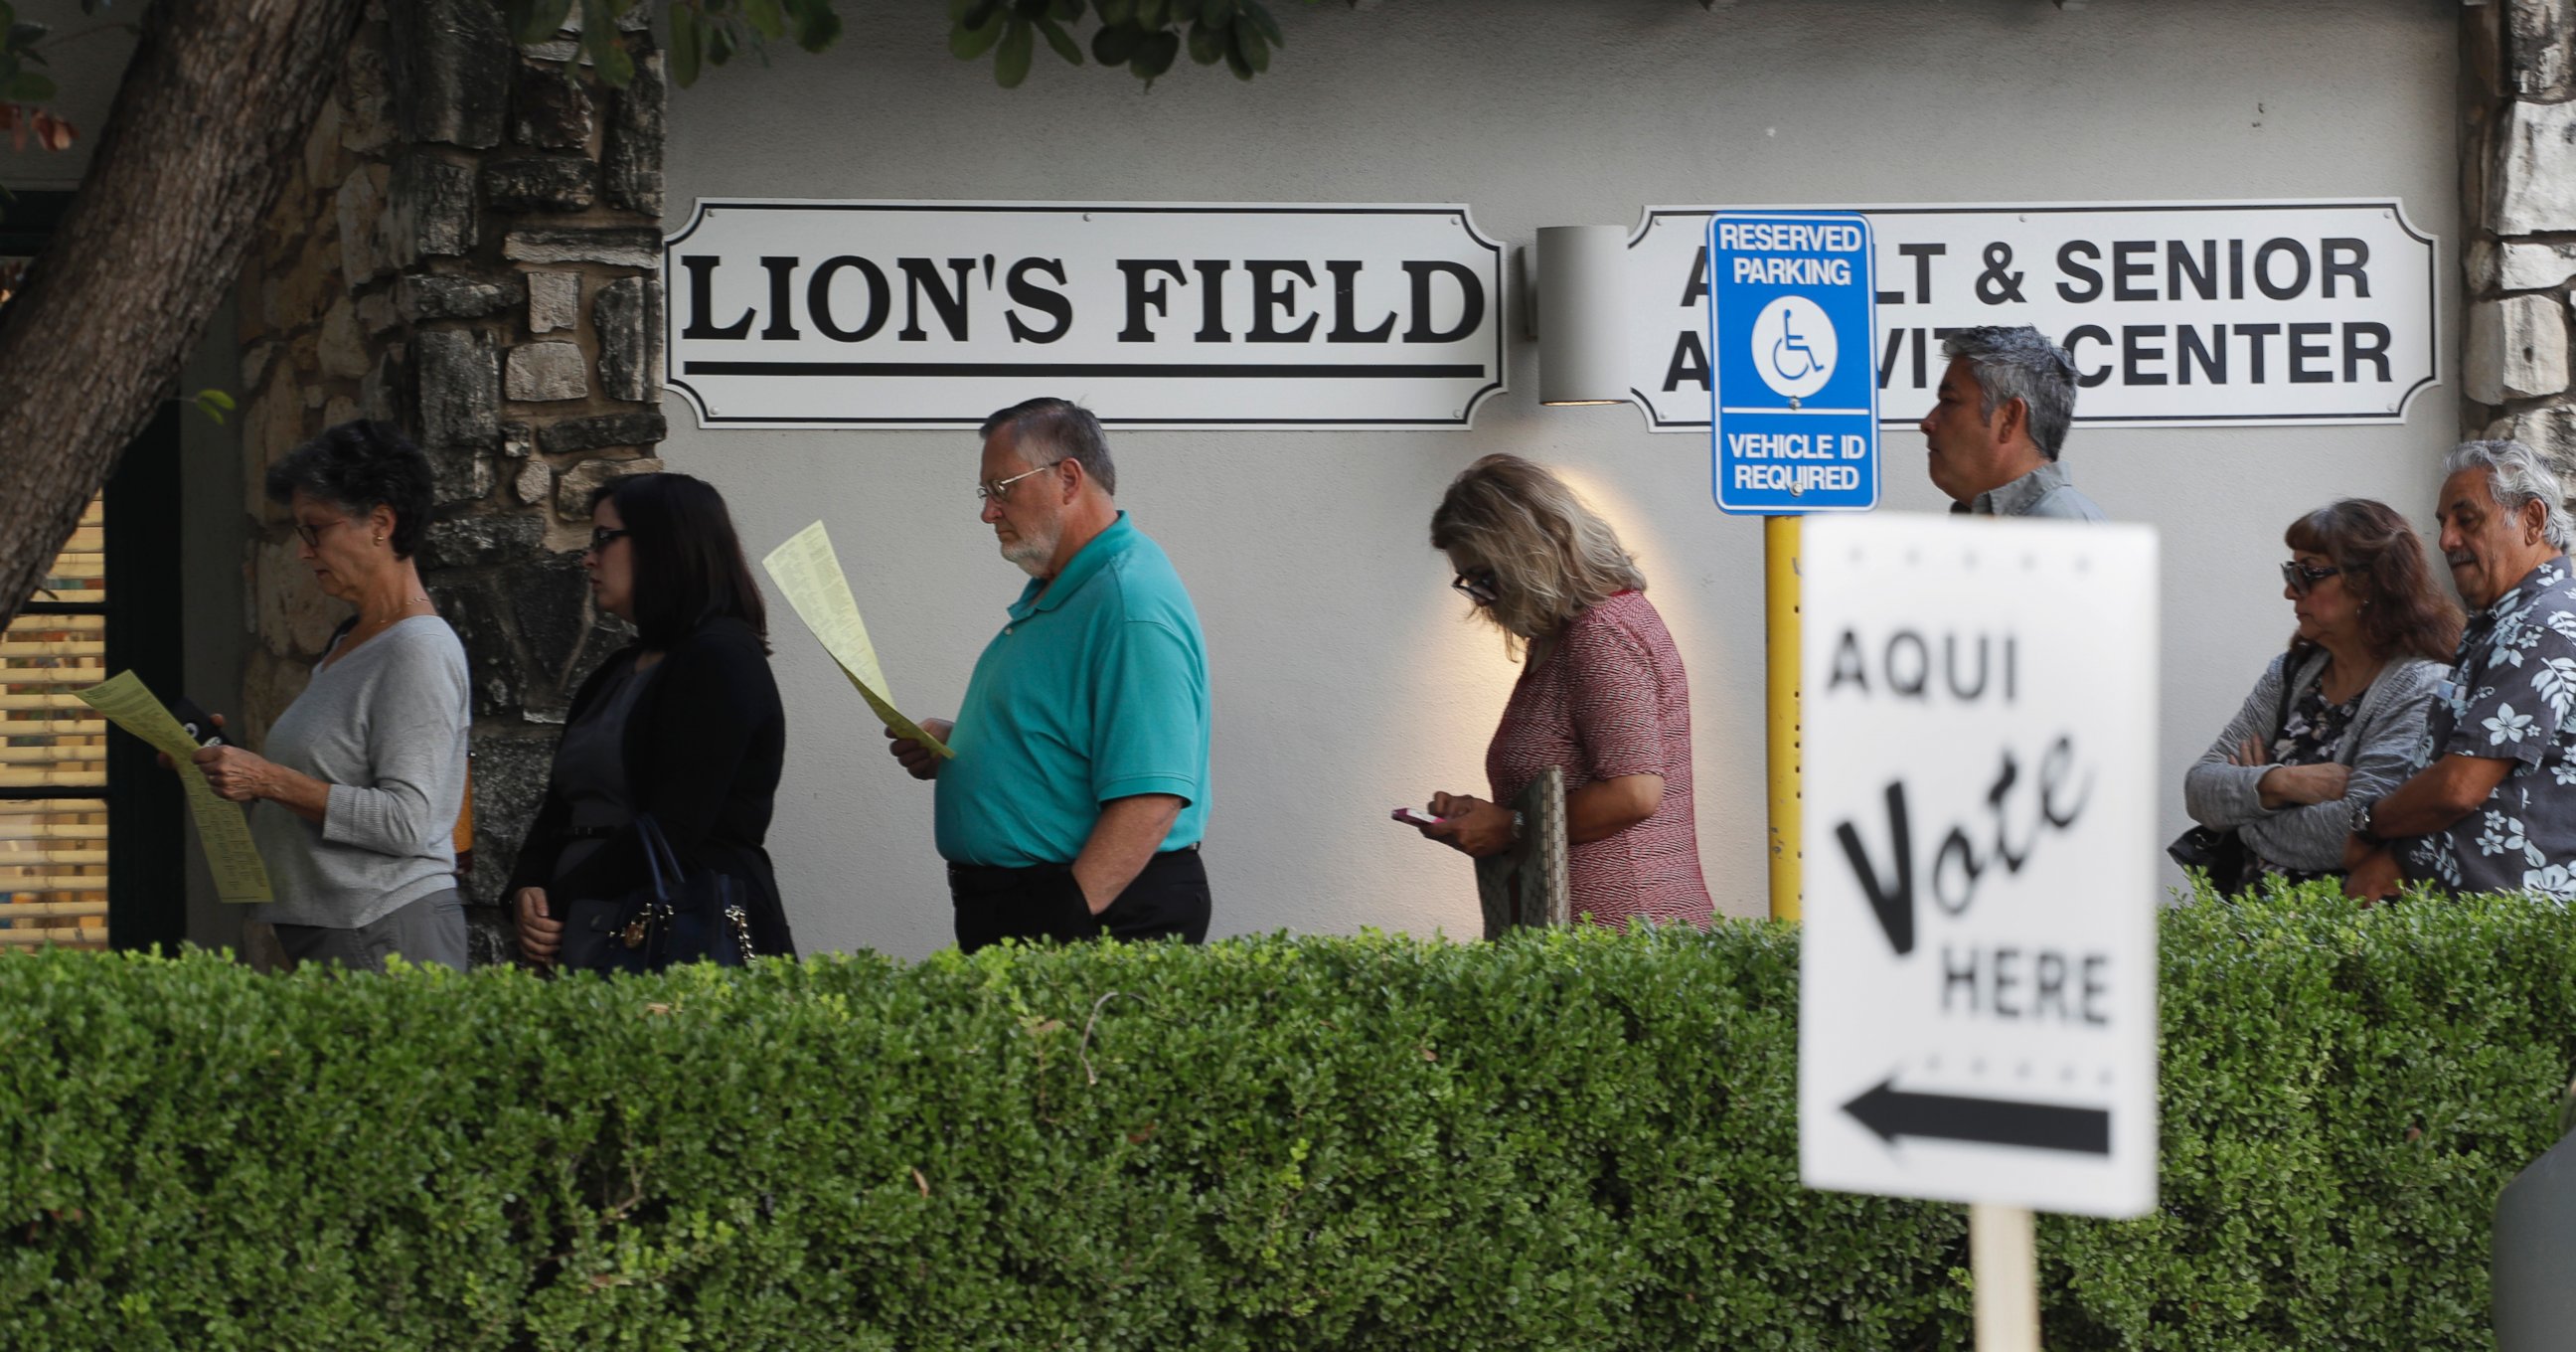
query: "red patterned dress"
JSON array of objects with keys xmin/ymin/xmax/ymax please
[{"xmin": 1486, "ymin": 591, "xmax": 1712, "ymax": 928}]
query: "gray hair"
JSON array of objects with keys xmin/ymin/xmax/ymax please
[
  {"xmin": 1941, "ymin": 326, "xmax": 2078, "ymax": 460},
  {"xmin": 979, "ymin": 397, "xmax": 1115, "ymax": 496},
  {"xmin": 2443, "ymin": 438, "xmax": 2576, "ymax": 551}
]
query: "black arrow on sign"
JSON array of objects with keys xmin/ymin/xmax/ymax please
[{"xmin": 1843, "ymin": 1078, "xmax": 2111, "ymax": 1155}]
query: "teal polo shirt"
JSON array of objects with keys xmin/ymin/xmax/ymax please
[{"xmin": 934, "ymin": 513, "xmax": 1211, "ymax": 868}]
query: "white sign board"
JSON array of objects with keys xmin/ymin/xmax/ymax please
[
  {"xmin": 1625, "ymin": 200, "xmax": 2438, "ymax": 431},
  {"xmin": 663, "ymin": 201, "xmax": 1507, "ymax": 430},
  {"xmin": 1799, "ymin": 514, "xmax": 2159, "ymax": 1219}
]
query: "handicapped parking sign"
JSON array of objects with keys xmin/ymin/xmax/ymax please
[{"xmin": 1709, "ymin": 212, "xmax": 1879, "ymax": 514}]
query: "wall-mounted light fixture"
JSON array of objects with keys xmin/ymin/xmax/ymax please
[{"xmin": 1533, "ymin": 225, "xmax": 1631, "ymax": 407}]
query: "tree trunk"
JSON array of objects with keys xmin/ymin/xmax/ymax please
[{"xmin": 0, "ymin": 0, "xmax": 366, "ymax": 628}]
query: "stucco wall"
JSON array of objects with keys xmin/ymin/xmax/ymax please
[{"xmin": 659, "ymin": 0, "xmax": 2461, "ymax": 957}]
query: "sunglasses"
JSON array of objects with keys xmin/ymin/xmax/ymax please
[
  {"xmin": 590, "ymin": 526, "xmax": 631, "ymax": 552},
  {"xmin": 1451, "ymin": 569, "xmax": 1500, "ymax": 604},
  {"xmin": 2280, "ymin": 560, "xmax": 2342, "ymax": 595}
]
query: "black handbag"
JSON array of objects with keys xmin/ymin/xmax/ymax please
[
  {"xmin": 2170, "ymin": 664, "xmax": 2301, "ymax": 891},
  {"xmin": 565, "ymin": 814, "xmax": 757, "ymax": 974}
]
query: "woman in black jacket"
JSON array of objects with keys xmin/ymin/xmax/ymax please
[{"xmin": 509, "ymin": 472, "xmax": 795, "ymax": 967}]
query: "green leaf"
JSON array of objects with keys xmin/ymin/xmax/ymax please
[
  {"xmin": 6, "ymin": 69, "xmax": 53, "ymax": 101},
  {"xmin": 577, "ymin": 0, "xmax": 633, "ymax": 84},
  {"xmin": 950, "ymin": 7, "xmax": 1006, "ymax": 59},
  {"xmin": 1097, "ymin": 0, "xmax": 1134, "ymax": 24},
  {"xmin": 1223, "ymin": 35, "xmax": 1251, "ymax": 79},
  {"xmin": 513, "ymin": 0, "xmax": 575, "ymax": 45},
  {"xmin": 743, "ymin": 0, "xmax": 785, "ymax": 40},
  {"xmin": 1186, "ymin": 20, "xmax": 1222, "ymax": 64},
  {"xmin": 1035, "ymin": 14, "xmax": 1082, "ymax": 66},
  {"xmin": 947, "ymin": 0, "xmax": 973, "ymax": 21},
  {"xmin": 1241, "ymin": 0, "xmax": 1282, "ymax": 46},
  {"xmin": 942, "ymin": 17, "xmax": 989, "ymax": 60},
  {"xmin": 1200, "ymin": 0, "xmax": 1234, "ymax": 26},
  {"xmin": 794, "ymin": 5, "xmax": 841, "ymax": 53},
  {"xmin": 1232, "ymin": 23, "xmax": 1267, "ymax": 74},
  {"xmin": 192, "ymin": 389, "xmax": 236, "ymax": 426},
  {"xmin": 1136, "ymin": 0, "xmax": 1168, "ymax": 28},
  {"xmin": 1131, "ymin": 26, "xmax": 1178, "ymax": 79},
  {"xmin": 592, "ymin": 32, "xmax": 635, "ymax": 84},
  {"xmin": 706, "ymin": 21, "xmax": 736, "ymax": 65},
  {"xmin": 1091, "ymin": 20, "xmax": 1140, "ymax": 66},
  {"xmin": 669, "ymin": 6, "xmax": 704, "ymax": 87},
  {"xmin": 1047, "ymin": 0, "xmax": 1083, "ymax": 20},
  {"xmin": 994, "ymin": 18, "xmax": 1035, "ymax": 86}
]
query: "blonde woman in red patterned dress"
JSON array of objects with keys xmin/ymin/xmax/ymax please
[{"xmin": 1408, "ymin": 454, "xmax": 1713, "ymax": 928}]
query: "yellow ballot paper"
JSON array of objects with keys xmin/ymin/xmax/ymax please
[
  {"xmin": 761, "ymin": 522, "xmax": 954, "ymax": 758},
  {"xmin": 76, "ymin": 672, "xmax": 273, "ymax": 903}
]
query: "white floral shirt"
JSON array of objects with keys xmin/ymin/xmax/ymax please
[{"xmin": 2402, "ymin": 556, "xmax": 2576, "ymax": 899}]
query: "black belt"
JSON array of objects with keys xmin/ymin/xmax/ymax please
[{"xmin": 947, "ymin": 842, "xmax": 1198, "ymax": 883}]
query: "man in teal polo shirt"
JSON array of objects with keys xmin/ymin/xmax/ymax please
[{"xmin": 886, "ymin": 398, "xmax": 1213, "ymax": 951}]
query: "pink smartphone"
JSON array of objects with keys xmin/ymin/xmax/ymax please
[{"xmin": 1391, "ymin": 807, "xmax": 1444, "ymax": 828}]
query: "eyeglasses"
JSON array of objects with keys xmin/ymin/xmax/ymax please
[
  {"xmin": 294, "ymin": 517, "xmax": 353, "ymax": 550},
  {"xmin": 977, "ymin": 461, "xmax": 1061, "ymax": 504},
  {"xmin": 2281, "ymin": 560, "xmax": 2343, "ymax": 595},
  {"xmin": 589, "ymin": 526, "xmax": 631, "ymax": 552},
  {"xmin": 1451, "ymin": 569, "xmax": 1500, "ymax": 604}
]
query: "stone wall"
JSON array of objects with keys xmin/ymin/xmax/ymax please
[
  {"xmin": 2465, "ymin": 2, "xmax": 2576, "ymax": 455},
  {"xmin": 234, "ymin": 0, "xmax": 666, "ymax": 963}
]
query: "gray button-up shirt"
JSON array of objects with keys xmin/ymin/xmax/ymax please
[
  {"xmin": 2399, "ymin": 555, "xmax": 2576, "ymax": 900},
  {"xmin": 1948, "ymin": 461, "xmax": 2107, "ymax": 521}
]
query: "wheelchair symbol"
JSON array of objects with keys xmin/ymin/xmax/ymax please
[
  {"xmin": 1773, "ymin": 321, "xmax": 1823, "ymax": 381},
  {"xmin": 1752, "ymin": 295, "xmax": 1837, "ymax": 400}
]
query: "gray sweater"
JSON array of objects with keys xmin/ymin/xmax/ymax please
[
  {"xmin": 247, "ymin": 617, "xmax": 470, "ymax": 930},
  {"xmin": 2183, "ymin": 650, "xmax": 2445, "ymax": 873}
]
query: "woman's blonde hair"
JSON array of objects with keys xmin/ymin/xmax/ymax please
[{"xmin": 1430, "ymin": 454, "xmax": 1646, "ymax": 658}]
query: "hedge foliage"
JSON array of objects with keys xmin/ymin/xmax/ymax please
[{"xmin": 4, "ymin": 884, "xmax": 2573, "ymax": 1350}]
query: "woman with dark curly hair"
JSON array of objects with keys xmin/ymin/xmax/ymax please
[
  {"xmin": 2181, "ymin": 498, "xmax": 2463, "ymax": 892},
  {"xmin": 189, "ymin": 421, "xmax": 470, "ymax": 970}
]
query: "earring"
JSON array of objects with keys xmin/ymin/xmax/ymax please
[{"xmin": 373, "ymin": 534, "xmax": 385, "ymax": 547}]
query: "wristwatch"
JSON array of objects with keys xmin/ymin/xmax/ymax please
[{"xmin": 2349, "ymin": 797, "xmax": 2382, "ymax": 844}]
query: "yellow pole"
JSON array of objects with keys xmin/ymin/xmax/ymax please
[{"xmin": 1765, "ymin": 513, "xmax": 1802, "ymax": 922}]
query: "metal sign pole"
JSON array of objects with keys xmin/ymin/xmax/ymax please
[
  {"xmin": 1765, "ymin": 512, "xmax": 1802, "ymax": 922},
  {"xmin": 1971, "ymin": 1203, "xmax": 2040, "ymax": 1351}
]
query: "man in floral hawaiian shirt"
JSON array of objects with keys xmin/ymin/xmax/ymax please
[{"xmin": 2345, "ymin": 439, "xmax": 2576, "ymax": 901}]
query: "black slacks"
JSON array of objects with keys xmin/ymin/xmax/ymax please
[{"xmin": 947, "ymin": 847, "xmax": 1211, "ymax": 954}]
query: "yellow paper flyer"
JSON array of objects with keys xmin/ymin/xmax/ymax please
[
  {"xmin": 76, "ymin": 671, "xmax": 273, "ymax": 903},
  {"xmin": 761, "ymin": 522, "xmax": 954, "ymax": 758}
]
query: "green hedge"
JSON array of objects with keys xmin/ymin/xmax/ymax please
[{"xmin": 3, "ymin": 885, "xmax": 2571, "ymax": 1350}]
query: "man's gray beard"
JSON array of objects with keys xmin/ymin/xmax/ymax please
[{"xmin": 1002, "ymin": 532, "xmax": 1054, "ymax": 577}]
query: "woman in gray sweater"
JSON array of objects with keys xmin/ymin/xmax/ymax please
[
  {"xmin": 2184, "ymin": 498, "xmax": 2462, "ymax": 893},
  {"xmin": 188, "ymin": 422, "xmax": 470, "ymax": 971}
]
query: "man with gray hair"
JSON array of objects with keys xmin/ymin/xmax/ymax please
[
  {"xmin": 886, "ymin": 397, "xmax": 1215, "ymax": 950},
  {"xmin": 2344, "ymin": 438, "xmax": 2576, "ymax": 900},
  {"xmin": 1917, "ymin": 325, "xmax": 2105, "ymax": 521}
]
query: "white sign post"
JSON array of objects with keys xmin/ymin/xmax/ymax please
[
  {"xmin": 1799, "ymin": 514, "xmax": 2160, "ymax": 1345},
  {"xmin": 663, "ymin": 200, "xmax": 1507, "ymax": 430}
]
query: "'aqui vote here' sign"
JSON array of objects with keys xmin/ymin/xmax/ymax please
[
  {"xmin": 1706, "ymin": 212, "xmax": 1879, "ymax": 514},
  {"xmin": 1799, "ymin": 514, "xmax": 2160, "ymax": 1218}
]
